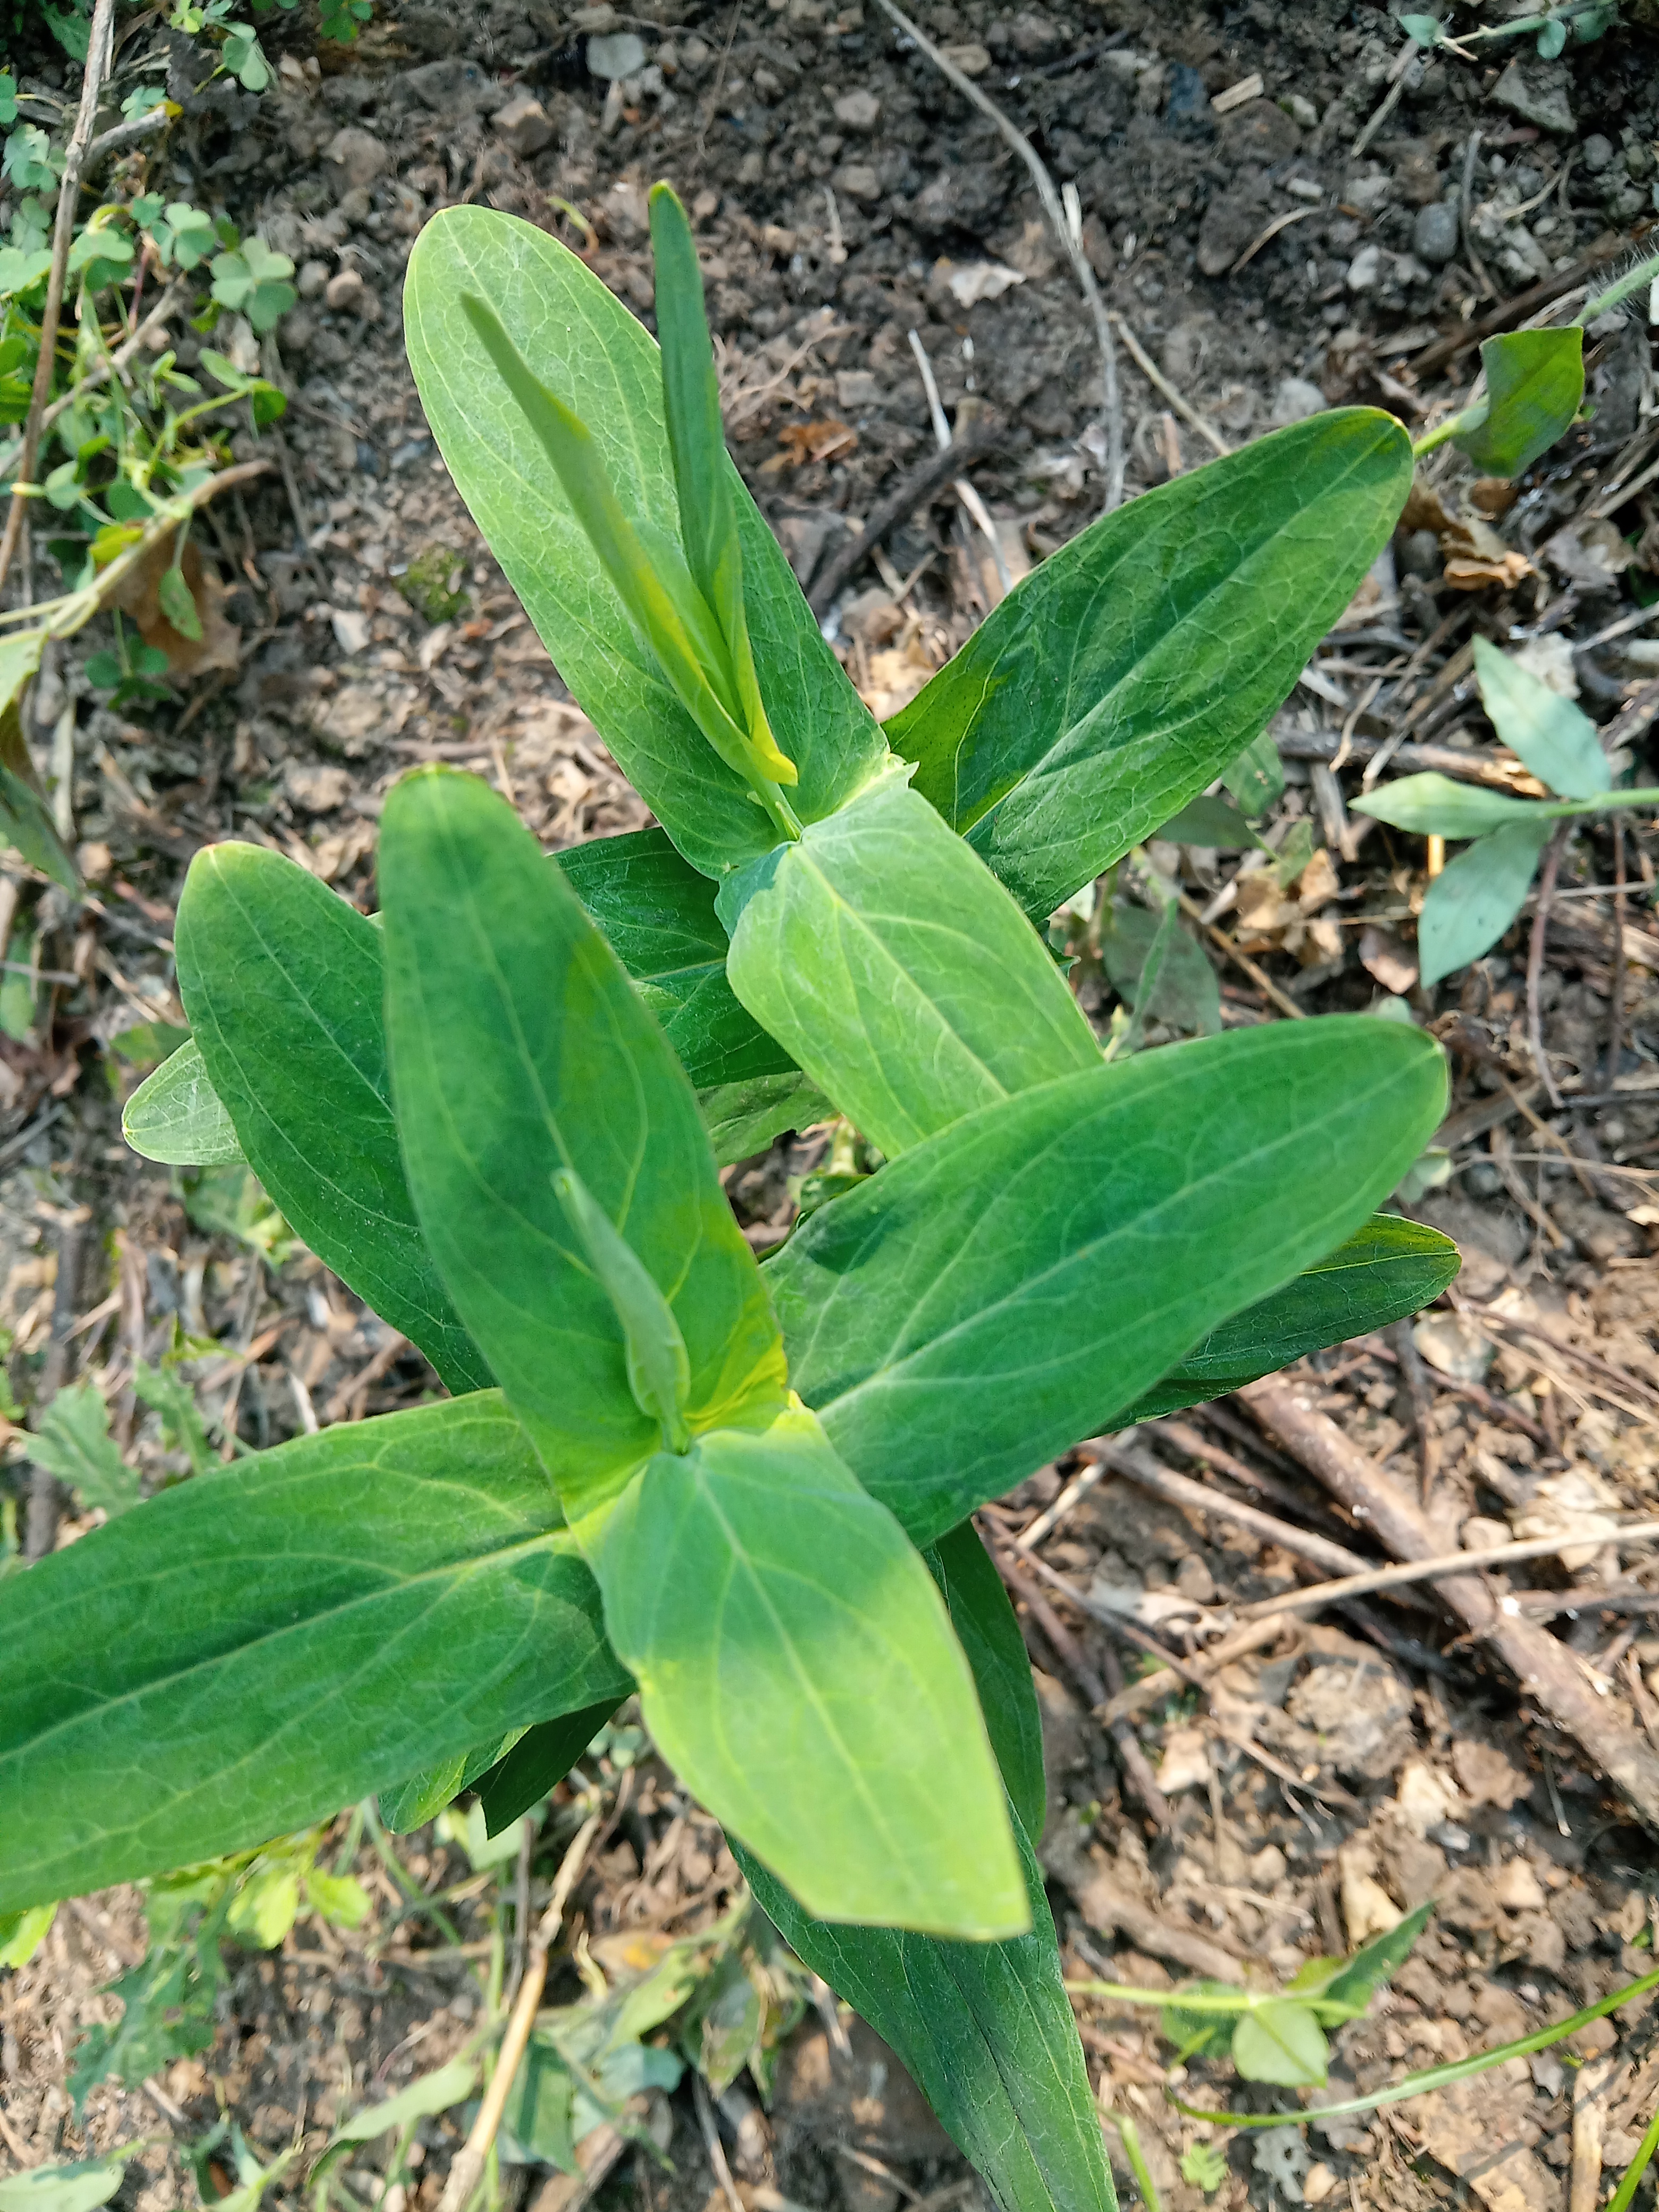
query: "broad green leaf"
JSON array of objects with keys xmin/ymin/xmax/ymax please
[
  {"xmin": 1314, "ymin": 1900, "xmax": 1434, "ymax": 2022},
  {"xmin": 380, "ymin": 1728, "xmax": 527, "ymax": 1833},
  {"xmin": 888, "ymin": 409, "xmax": 1413, "ymax": 918},
  {"xmin": 740, "ymin": 1813, "xmax": 1113, "ymax": 2212},
  {"xmin": 720, "ymin": 774, "xmax": 1100, "ymax": 1158},
  {"xmin": 26, "ymin": 1380, "xmax": 139, "ymax": 1516},
  {"xmin": 557, "ymin": 829, "xmax": 794, "ymax": 1088},
  {"xmin": 1119, "ymin": 1214, "xmax": 1460, "ymax": 1420},
  {"xmin": 1221, "ymin": 728, "xmax": 1284, "ymax": 818},
  {"xmin": 596, "ymin": 1402, "xmax": 1024, "ymax": 1936},
  {"xmin": 477, "ymin": 1698, "xmax": 621, "ymax": 1834},
  {"xmin": 1453, "ymin": 328, "xmax": 1584, "ymax": 479},
  {"xmin": 699, "ymin": 1071, "xmax": 836, "ymax": 1167},
  {"xmin": 1417, "ymin": 818, "xmax": 1554, "ymax": 989},
  {"xmin": 380, "ymin": 767, "xmax": 786, "ymax": 1531},
  {"xmin": 928, "ymin": 1520, "xmax": 1046, "ymax": 1845},
  {"xmin": 174, "ymin": 844, "xmax": 490, "ymax": 1395},
  {"xmin": 0, "ymin": 1394, "xmax": 630, "ymax": 1913},
  {"xmin": 0, "ymin": 2160, "xmax": 127, "ymax": 2212},
  {"xmin": 224, "ymin": 1866, "xmax": 300, "ymax": 1950},
  {"xmin": 1155, "ymin": 793, "xmax": 1263, "ymax": 849},
  {"xmin": 773, "ymin": 1019, "xmax": 1446, "ymax": 1546},
  {"xmin": 404, "ymin": 209, "xmax": 887, "ymax": 879},
  {"xmin": 1472, "ymin": 635, "xmax": 1610, "ymax": 799},
  {"xmin": 123, "ymin": 1037, "xmax": 247, "ymax": 1165},
  {"xmin": 1351, "ymin": 772, "xmax": 1567, "ymax": 839},
  {"xmin": 1100, "ymin": 900, "xmax": 1220, "ymax": 1038},
  {"xmin": 1230, "ymin": 1999, "xmax": 1329, "ymax": 2088}
]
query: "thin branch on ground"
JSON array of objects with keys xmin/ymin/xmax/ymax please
[
  {"xmin": 1109, "ymin": 313, "xmax": 1229, "ymax": 457},
  {"xmin": 1528, "ymin": 823, "xmax": 1570, "ymax": 1108},
  {"xmin": 868, "ymin": 0, "xmax": 1124, "ymax": 510},
  {"xmin": 437, "ymin": 1807, "xmax": 604, "ymax": 2212}
]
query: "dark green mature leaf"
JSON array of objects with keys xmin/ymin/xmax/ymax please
[
  {"xmin": 1351, "ymin": 773, "xmax": 1568, "ymax": 839},
  {"xmin": 1417, "ymin": 818, "xmax": 1554, "ymax": 988},
  {"xmin": 928, "ymin": 1521, "xmax": 1046, "ymax": 1845},
  {"xmin": 1119, "ymin": 1214, "xmax": 1460, "ymax": 1420},
  {"xmin": 740, "ymin": 1809, "xmax": 1114, "ymax": 2212},
  {"xmin": 597, "ymin": 1405, "xmax": 1024, "ymax": 1936},
  {"xmin": 477, "ymin": 1700, "xmax": 621, "ymax": 1834},
  {"xmin": 175, "ymin": 844, "xmax": 490, "ymax": 1396},
  {"xmin": 1452, "ymin": 329, "xmax": 1584, "ymax": 479},
  {"xmin": 888, "ymin": 409, "xmax": 1412, "ymax": 918},
  {"xmin": 123, "ymin": 1038, "xmax": 246, "ymax": 1166},
  {"xmin": 773, "ymin": 1019, "xmax": 1446, "ymax": 1547},
  {"xmin": 380, "ymin": 768, "xmax": 786, "ymax": 1530},
  {"xmin": 0, "ymin": 1395, "xmax": 630, "ymax": 1913},
  {"xmin": 720, "ymin": 774, "xmax": 1100, "ymax": 1158},
  {"xmin": 556, "ymin": 830, "xmax": 793, "ymax": 1088},
  {"xmin": 1472, "ymin": 635, "xmax": 1610, "ymax": 800},
  {"xmin": 404, "ymin": 210, "xmax": 887, "ymax": 880}
]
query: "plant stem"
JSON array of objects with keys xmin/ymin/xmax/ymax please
[
  {"xmin": 1102, "ymin": 2111, "xmax": 1162, "ymax": 2212},
  {"xmin": 1411, "ymin": 413, "xmax": 1475, "ymax": 460},
  {"xmin": 362, "ymin": 1800, "xmax": 464, "ymax": 1947},
  {"xmin": 1608, "ymin": 2100, "xmax": 1659, "ymax": 2212},
  {"xmin": 1578, "ymin": 250, "xmax": 1659, "ymax": 328},
  {"xmin": 1067, "ymin": 1979, "xmax": 1245, "ymax": 2012}
]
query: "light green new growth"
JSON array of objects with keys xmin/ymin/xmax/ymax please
[
  {"xmin": 457, "ymin": 293, "xmax": 802, "ymax": 844},
  {"xmin": 552, "ymin": 1166, "xmax": 692, "ymax": 1453}
]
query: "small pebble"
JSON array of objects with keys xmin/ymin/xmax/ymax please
[{"xmin": 1412, "ymin": 200, "xmax": 1460, "ymax": 265}]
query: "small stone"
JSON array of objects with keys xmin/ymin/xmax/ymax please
[
  {"xmin": 835, "ymin": 369, "xmax": 879, "ymax": 409},
  {"xmin": 287, "ymin": 761, "xmax": 353, "ymax": 814},
  {"xmin": 1490, "ymin": 58, "xmax": 1573, "ymax": 136},
  {"xmin": 1248, "ymin": 1844, "xmax": 1287, "ymax": 1888},
  {"xmin": 833, "ymin": 88, "xmax": 880, "ymax": 131},
  {"xmin": 1285, "ymin": 91, "xmax": 1318, "ymax": 128},
  {"xmin": 324, "ymin": 266, "xmax": 366, "ymax": 311},
  {"xmin": 491, "ymin": 89, "xmax": 554, "ymax": 156},
  {"xmin": 586, "ymin": 30, "xmax": 647, "ymax": 78},
  {"xmin": 1346, "ymin": 243, "xmax": 1382, "ymax": 291},
  {"xmin": 940, "ymin": 41, "xmax": 990, "ymax": 76},
  {"xmin": 1493, "ymin": 1858, "xmax": 1546, "ymax": 1915},
  {"xmin": 1271, "ymin": 375, "xmax": 1327, "ymax": 425},
  {"xmin": 330, "ymin": 607, "xmax": 371, "ymax": 656},
  {"xmin": 1195, "ymin": 189, "xmax": 1264, "ymax": 276},
  {"xmin": 1582, "ymin": 132, "xmax": 1615, "ymax": 174},
  {"xmin": 323, "ymin": 124, "xmax": 387, "ymax": 190},
  {"xmin": 1412, "ymin": 200, "xmax": 1460, "ymax": 264},
  {"xmin": 297, "ymin": 257, "xmax": 330, "ymax": 299},
  {"xmin": 399, "ymin": 58, "xmax": 506, "ymax": 115},
  {"xmin": 834, "ymin": 163, "xmax": 882, "ymax": 204}
]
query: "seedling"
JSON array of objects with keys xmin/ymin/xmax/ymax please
[
  {"xmin": 4, "ymin": 186, "xmax": 1468, "ymax": 2212},
  {"xmin": 1353, "ymin": 635, "xmax": 1659, "ymax": 987}
]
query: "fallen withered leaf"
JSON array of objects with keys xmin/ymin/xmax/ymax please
[
  {"xmin": 768, "ymin": 417, "xmax": 858, "ymax": 470},
  {"xmin": 112, "ymin": 533, "xmax": 240, "ymax": 678},
  {"xmin": 1402, "ymin": 482, "xmax": 1536, "ymax": 594}
]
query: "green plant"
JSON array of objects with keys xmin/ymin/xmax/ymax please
[
  {"xmin": 1402, "ymin": 2, "xmax": 1619, "ymax": 58},
  {"xmin": 2, "ymin": 187, "xmax": 1468, "ymax": 2212},
  {"xmin": 1353, "ymin": 635, "xmax": 1659, "ymax": 987},
  {"xmin": 1070, "ymin": 1904, "xmax": 1433, "ymax": 2091}
]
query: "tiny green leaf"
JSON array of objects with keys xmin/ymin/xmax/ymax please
[
  {"xmin": 1231, "ymin": 1999, "xmax": 1330, "ymax": 2087},
  {"xmin": 26, "ymin": 1381, "xmax": 138, "ymax": 1518},
  {"xmin": 1314, "ymin": 1900, "xmax": 1434, "ymax": 2022},
  {"xmin": 1472, "ymin": 635, "xmax": 1610, "ymax": 799},
  {"xmin": 1417, "ymin": 818, "xmax": 1554, "ymax": 988},
  {"xmin": 553, "ymin": 1164, "xmax": 693, "ymax": 1453},
  {"xmin": 123, "ymin": 1037, "xmax": 247, "ymax": 1166},
  {"xmin": 158, "ymin": 563, "xmax": 204, "ymax": 641},
  {"xmin": 1452, "ymin": 328, "xmax": 1585, "ymax": 479},
  {"xmin": 1221, "ymin": 728, "xmax": 1284, "ymax": 817},
  {"xmin": 1155, "ymin": 792, "xmax": 1264, "ymax": 848}
]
